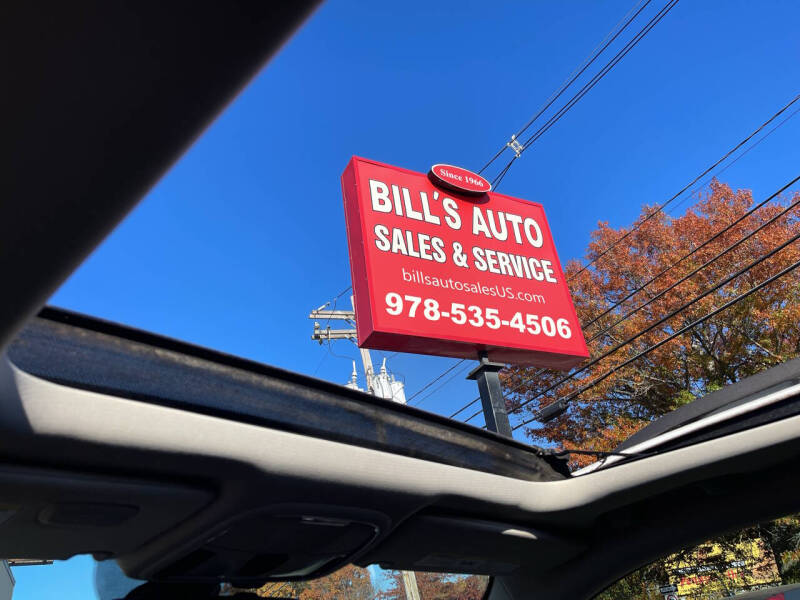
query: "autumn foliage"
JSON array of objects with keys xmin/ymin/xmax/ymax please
[
  {"xmin": 598, "ymin": 513, "xmax": 800, "ymax": 599},
  {"xmin": 253, "ymin": 565, "xmax": 373, "ymax": 599},
  {"xmin": 503, "ymin": 180, "xmax": 800, "ymax": 465},
  {"xmin": 378, "ymin": 571, "xmax": 489, "ymax": 600},
  {"xmin": 250, "ymin": 567, "xmax": 488, "ymax": 599}
]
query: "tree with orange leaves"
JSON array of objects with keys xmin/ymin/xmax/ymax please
[
  {"xmin": 253, "ymin": 565, "xmax": 373, "ymax": 599},
  {"xmin": 377, "ymin": 571, "xmax": 489, "ymax": 600},
  {"xmin": 503, "ymin": 180, "xmax": 800, "ymax": 466},
  {"xmin": 295, "ymin": 565, "xmax": 373, "ymax": 600}
]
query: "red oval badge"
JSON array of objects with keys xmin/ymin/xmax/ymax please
[{"xmin": 429, "ymin": 164, "xmax": 491, "ymax": 196}]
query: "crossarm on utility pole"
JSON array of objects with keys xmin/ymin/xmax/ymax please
[
  {"xmin": 308, "ymin": 309, "xmax": 355, "ymax": 320},
  {"xmin": 310, "ymin": 323, "xmax": 357, "ymax": 343}
]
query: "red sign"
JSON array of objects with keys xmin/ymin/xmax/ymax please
[
  {"xmin": 341, "ymin": 156, "xmax": 588, "ymax": 368},
  {"xmin": 429, "ymin": 164, "xmax": 491, "ymax": 195}
]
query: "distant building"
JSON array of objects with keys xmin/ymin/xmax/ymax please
[{"xmin": 344, "ymin": 359, "xmax": 406, "ymax": 403}]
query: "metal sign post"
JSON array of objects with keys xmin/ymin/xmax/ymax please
[{"xmin": 467, "ymin": 352, "xmax": 512, "ymax": 438}]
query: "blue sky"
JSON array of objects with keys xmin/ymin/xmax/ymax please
[{"xmin": 18, "ymin": 1, "xmax": 800, "ymax": 595}]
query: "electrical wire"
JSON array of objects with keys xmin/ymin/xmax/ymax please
[
  {"xmin": 464, "ymin": 406, "xmax": 483, "ymax": 423},
  {"xmin": 513, "ymin": 1, "xmax": 652, "ymax": 145},
  {"xmin": 323, "ymin": 285, "xmax": 353, "ymax": 330},
  {"xmin": 410, "ymin": 362, "xmax": 472, "ymax": 407},
  {"xmin": 510, "ymin": 109, "xmax": 798, "ymax": 377},
  {"xmin": 456, "ymin": 5, "xmax": 795, "ymax": 430},
  {"xmin": 519, "ymin": 0, "xmax": 678, "ymax": 153},
  {"xmin": 513, "ymin": 253, "xmax": 800, "ymax": 429},
  {"xmin": 478, "ymin": 0, "xmax": 652, "ymax": 175},
  {"xmin": 585, "ymin": 176, "xmax": 800, "ymax": 344},
  {"xmin": 312, "ymin": 285, "xmax": 354, "ymax": 375},
  {"xmin": 490, "ymin": 157, "xmax": 517, "ymax": 191},
  {"xmin": 460, "ymin": 175, "xmax": 800, "ymax": 423},
  {"xmin": 258, "ymin": 582, "xmax": 278, "ymax": 596},
  {"xmin": 576, "ymin": 99, "xmax": 800, "ymax": 332},
  {"xmin": 488, "ymin": 0, "xmax": 679, "ymax": 194},
  {"xmin": 454, "ymin": 19, "xmax": 798, "ymax": 426},
  {"xmin": 452, "ymin": 105, "xmax": 800, "ymax": 421},
  {"xmin": 449, "ymin": 396, "xmax": 480, "ymax": 419},
  {"xmin": 325, "ymin": 338, "xmax": 358, "ymax": 364},
  {"xmin": 567, "ymin": 92, "xmax": 800, "ymax": 281},
  {"xmin": 406, "ymin": 358, "xmax": 466, "ymax": 403},
  {"xmin": 442, "ymin": 1, "xmax": 671, "ymax": 407},
  {"xmin": 663, "ymin": 103, "xmax": 800, "ymax": 218},
  {"xmin": 509, "ymin": 212, "xmax": 800, "ymax": 420}
]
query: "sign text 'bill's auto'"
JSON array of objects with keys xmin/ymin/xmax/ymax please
[{"xmin": 342, "ymin": 157, "xmax": 588, "ymax": 368}]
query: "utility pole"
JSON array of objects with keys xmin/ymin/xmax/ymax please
[
  {"xmin": 310, "ymin": 302, "xmax": 513, "ymax": 435},
  {"xmin": 309, "ymin": 296, "xmax": 421, "ymax": 600},
  {"xmin": 401, "ymin": 570, "xmax": 422, "ymax": 600},
  {"xmin": 310, "ymin": 302, "xmax": 377, "ymax": 392}
]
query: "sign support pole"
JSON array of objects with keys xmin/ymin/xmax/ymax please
[{"xmin": 467, "ymin": 351, "xmax": 513, "ymax": 438}]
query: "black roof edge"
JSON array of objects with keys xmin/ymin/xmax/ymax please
[
  {"xmin": 23, "ymin": 306, "xmax": 570, "ymax": 480},
  {"xmin": 0, "ymin": 1, "xmax": 320, "ymax": 352},
  {"xmin": 616, "ymin": 357, "xmax": 800, "ymax": 452}
]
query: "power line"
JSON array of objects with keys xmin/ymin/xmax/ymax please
[
  {"xmin": 406, "ymin": 358, "xmax": 465, "ymax": 403},
  {"xmin": 514, "ymin": 225, "xmax": 800, "ymax": 422},
  {"xmin": 464, "ymin": 406, "xmax": 482, "ymax": 423},
  {"xmin": 410, "ymin": 362, "xmax": 471, "ymax": 407},
  {"xmin": 517, "ymin": 0, "xmax": 679, "ymax": 154},
  {"xmin": 461, "ymin": 174, "xmax": 800, "ymax": 423},
  {"xmin": 325, "ymin": 285, "xmax": 353, "ymax": 329},
  {"xmin": 567, "ymin": 92, "xmax": 800, "ymax": 281},
  {"xmin": 508, "ymin": 205, "xmax": 800, "ymax": 420},
  {"xmin": 513, "ymin": 0, "xmax": 652, "ymax": 145},
  {"xmin": 449, "ymin": 396, "xmax": 480, "ymax": 419},
  {"xmin": 258, "ymin": 582, "xmax": 279, "ymax": 596},
  {"xmin": 455, "ymin": 18, "xmax": 796, "ymax": 427},
  {"xmin": 663, "ymin": 103, "xmax": 800, "ymax": 218},
  {"xmin": 478, "ymin": 0, "xmax": 652, "ymax": 175},
  {"xmin": 514, "ymin": 253, "xmax": 800, "ymax": 429},
  {"xmin": 585, "ymin": 177, "xmax": 800, "ymax": 344},
  {"xmin": 445, "ymin": 2, "xmax": 670, "ymax": 415},
  {"xmin": 453, "ymin": 102, "xmax": 800, "ymax": 422},
  {"xmin": 490, "ymin": 157, "xmax": 517, "ymax": 191},
  {"xmin": 576, "ymin": 97, "xmax": 800, "ymax": 331},
  {"xmin": 456, "ymin": 19, "xmax": 799, "ymax": 431},
  {"xmin": 488, "ymin": 0, "xmax": 679, "ymax": 192},
  {"xmin": 312, "ymin": 285, "xmax": 355, "ymax": 374}
]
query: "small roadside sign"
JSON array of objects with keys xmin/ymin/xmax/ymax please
[{"xmin": 659, "ymin": 584, "xmax": 677, "ymax": 594}]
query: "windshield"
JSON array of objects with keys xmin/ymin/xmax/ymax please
[{"xmin": 9, "ymin": 558, "xmax": 489, "ymax": 600}]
